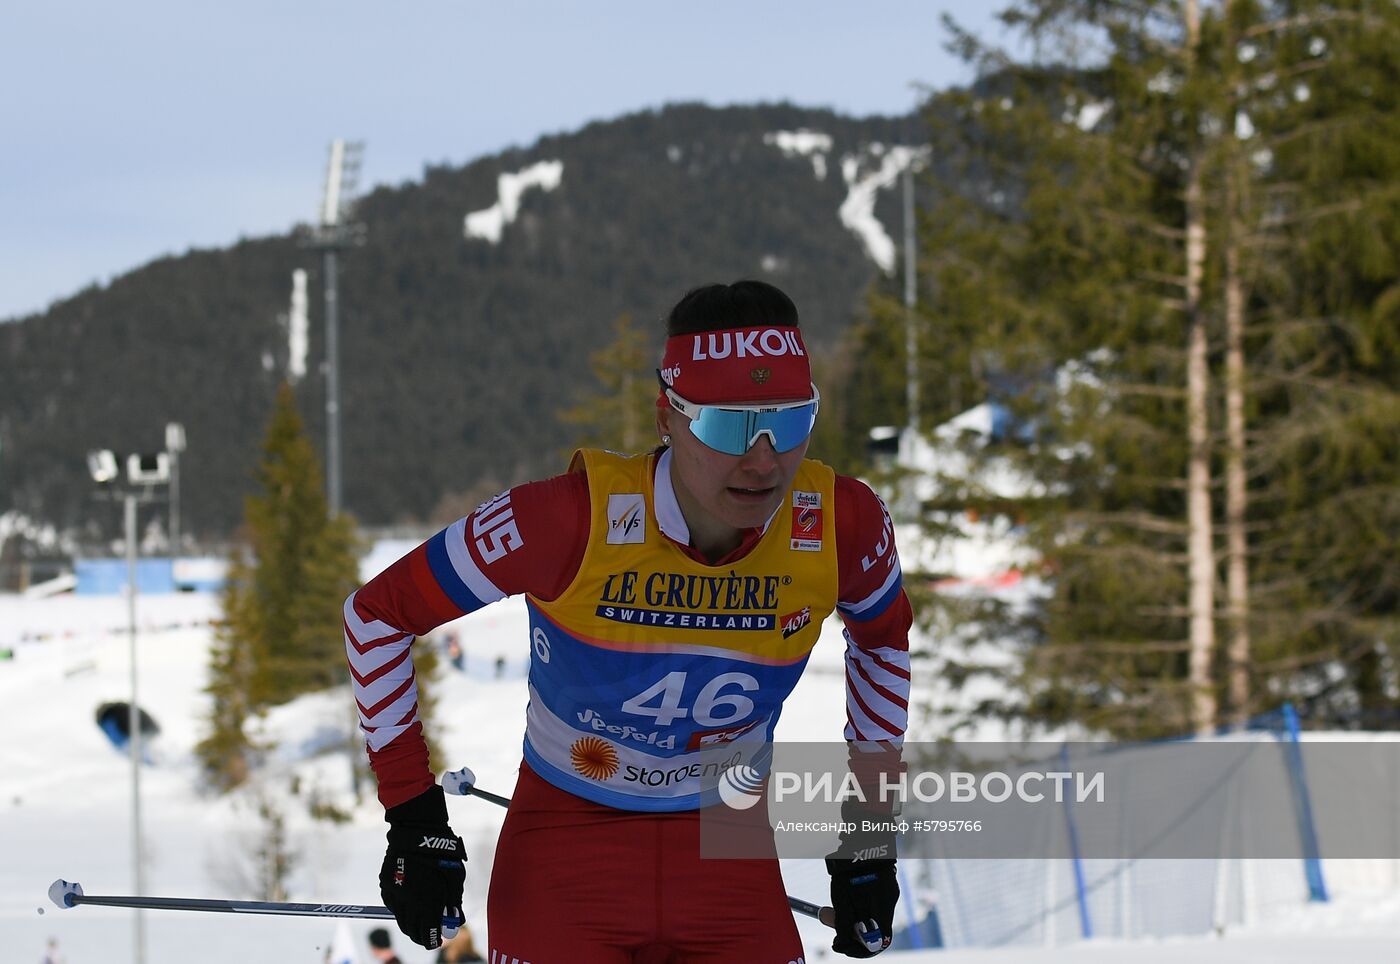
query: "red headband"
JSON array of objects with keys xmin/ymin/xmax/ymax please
[{"xmin": 657, "ymin": 326, "xmax": 812, "ymax": 406}]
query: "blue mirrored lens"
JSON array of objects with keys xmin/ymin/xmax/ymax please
[{"xmin": 686, "ymin": 403, "xmax": 817, "ymax": 455}]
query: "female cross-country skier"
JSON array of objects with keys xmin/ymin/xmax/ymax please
[{"xmin": 346, "ymin": 280, "xmax": 913, "ymax": 962}]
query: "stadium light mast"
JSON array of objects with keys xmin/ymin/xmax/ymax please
[
  {"xmin": 902, "ymin": 164, "xmax": 918, "ymax": 440},
  {"xmin": 308, "ymin": 140, "xmax": 365, "ymax": 517},
  {"xmin": 305, "ymin": 143, "xmax": 367, "ymax": 797},
  {"xmin": 88, "ymin": 448, "xmax": 170, "ymax": 964},
  {"xmin": 894, "ymin": 160, "xmax": 924, "ymax": 523}
]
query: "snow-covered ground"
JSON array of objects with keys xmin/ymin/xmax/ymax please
[{"xmin": 4, "ymin": 586, "xmax": 1399, "ymax": 963}]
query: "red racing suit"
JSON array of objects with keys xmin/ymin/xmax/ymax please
[{"xmin": 346, "ymin": 450, "xmax": 912, "ymax": 962}]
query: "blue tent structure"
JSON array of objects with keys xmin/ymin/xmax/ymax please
[{"xmin": 95, "ymin": 701, "xmax": 159, "ymax": 762}]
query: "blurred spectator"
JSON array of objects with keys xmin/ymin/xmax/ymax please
[{"xmin": 368, "ymin": 927, "xmax": 403, "ymax": 964}]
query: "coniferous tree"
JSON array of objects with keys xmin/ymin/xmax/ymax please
[
  {"xmin": 909, "ymin": 4, "xmax": 1204, "ymax": 738},
  {"xmin": 1226, "ymin": 0, "xmax": 1400, "ymax": 723},
  {"xmin": 198, "ymin": 548, "xmax": 258, "ymax": 790},
  {"xmin": 199, "ymin": 383, "xmax": 363, "ymax": 789},
  {"xmin": 237, "ymin": 384, "xmax": 360, "ymax": 703},
  {"xmin": 558, "ymin": 313, "xmax": 661, "ymax": 456},
  {"xmin": 902, "ymin": 0, "xmax": 1399, "ymax": 737}
]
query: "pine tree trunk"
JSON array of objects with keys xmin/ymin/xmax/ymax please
[
  {"xmin": 1221, "ymin": 0, "xmax": 1252, "ymax": 726},
  {"xmin": 1184, "ymin": 0, "xmax": 1218, "ymax": 734},
  {"xmin": 1224, "ymin": 166, "xmax": 1251, "ymax": 727}
]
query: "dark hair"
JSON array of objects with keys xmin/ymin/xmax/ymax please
[
  {"xmin": 665, "ymin": 280, "xmax": 799, "ymax": 337},
  {"xmin": 368, "ymin": 927, "xmax": 392, "ymax": 949}
]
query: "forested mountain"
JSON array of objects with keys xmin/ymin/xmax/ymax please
[{"xmin": 0, "ymin": 103, "xmax": 924, "ymax": 540}]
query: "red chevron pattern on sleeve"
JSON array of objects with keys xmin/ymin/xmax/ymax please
[
  {"xmin": 841, "ymin": 635, "xmax": 912, "ymax": 745},
  {"xmin": 347, "ymin": 471, "xmax": 590, "ymax": 806},
  {"xmin": 834, "ymin": 475, "xmax": 913, "ymax": 746}
]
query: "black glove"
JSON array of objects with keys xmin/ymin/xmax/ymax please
[
  {"xmin": 379, "ymin": 784, "xmax": 466, "ymax": 950},
  {"xmin": 826, "ymin": 856, "xmax": 898, "ymax": 958}
]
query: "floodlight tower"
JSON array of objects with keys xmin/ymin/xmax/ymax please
[
  {"xmin": 891, "ymin": 162, "xmax": 924, "ymax": 523},
  {"xmin": 87, "ymin": 448, "xmax": 170, "ymax": 964},
  {"xmin": 903, "ymin": 164, "xmax": 918, "ymax": 440},
  {"xmin": 308, "ymin": 140, "xmax": 365, "ymax": 517},
  {"xmin": 306, "ymin": 143, "xmax": 367, "ymax": 797}
]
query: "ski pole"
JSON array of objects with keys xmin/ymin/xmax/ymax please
[
  {"xmin": 47, "ymin": 878, "xmax": 405, "ymax": 921},
  {"xmin": 442, "ymin": 767, "xmax": 837, "ymax": 929}
]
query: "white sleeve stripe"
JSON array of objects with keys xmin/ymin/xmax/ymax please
[
  {"xmin": 847, "ymin": 650, "xmax": 912, "ymax": 699},
  {"xmin": 354, "ymin": 673, "xmax": 415, "ymax": 711},
  {"xmin": 347, "ymin": 640, "xmax": 412, "ymax": 686},
  {"xmin": 352, "ymin": 657, "xmax": 416, "ymax": 710},
  {"xmin": 843, "ymin": 720, "xmax": 905, "ymax": 748},
  {"xmin": 838, "ymin": 559, "xmax": 903, "ymax": 615},
  {"xmin": 848, "ymin": 679, "xmax": 909, "ymax": 733},
  {"xmin": 845, "ymin": 716, "xmax": 897, "ymax": 743},
  {"xmin": 343, "ymin": 593, "xmax": 403, "ymax": 643},
  {"xmin": 445, "ymin": 518, "xmax": 507, "ymax": 606},
  {"xmin": 845, "ymin": 695, "xmax": 903, "ymax": 745},
  {"xmin": 847, "ymin": 664, "xmax": 910, "ymax": 718},
  {"xmin": 844, "ymin": 636, "xmax": 908, "ymax": 744},
  {"xmin": 843, "ymin": 632, "xmax": 913, "ymax": 691},
  {"xmin": 364, "ymin": 719, "xmax": 419, "ymax": 752},
  {"xmin": 358, "ymin": 685, "xmax": 419, "ymax": 730},
  {"xmin": 345, "ymin": 632, "xmax": 415, "ymax": 675}
]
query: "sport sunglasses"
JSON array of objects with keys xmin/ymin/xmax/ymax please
[{"xmin": 661, "ymin": 380, "xmax": 820, "ymax": 456}]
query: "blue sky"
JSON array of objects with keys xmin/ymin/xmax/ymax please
[{"xmin": 1, "ymin": 1, "xmax": 1006, "ymax": 321}]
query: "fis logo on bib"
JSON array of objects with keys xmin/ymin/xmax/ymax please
[
  {"xmin": 606, "ymin": 493, "xmax": 646, "ymax": 544},
  {"xmin": 790, "ymin": 490, "xmax": 823, "ymax": 552}
]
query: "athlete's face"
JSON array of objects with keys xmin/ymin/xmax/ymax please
[{"xmin": 658, "ymin": 401, "xmax": 809, "ymax": 549}]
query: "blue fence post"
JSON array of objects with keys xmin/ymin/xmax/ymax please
[
  {"xmin": 1281, "ymin": 703, "xmax": 1329, "ymax": 902},
  {"xmin": 1061, "ymin": 742, "xmax": 1094, "ymax": 938}
]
